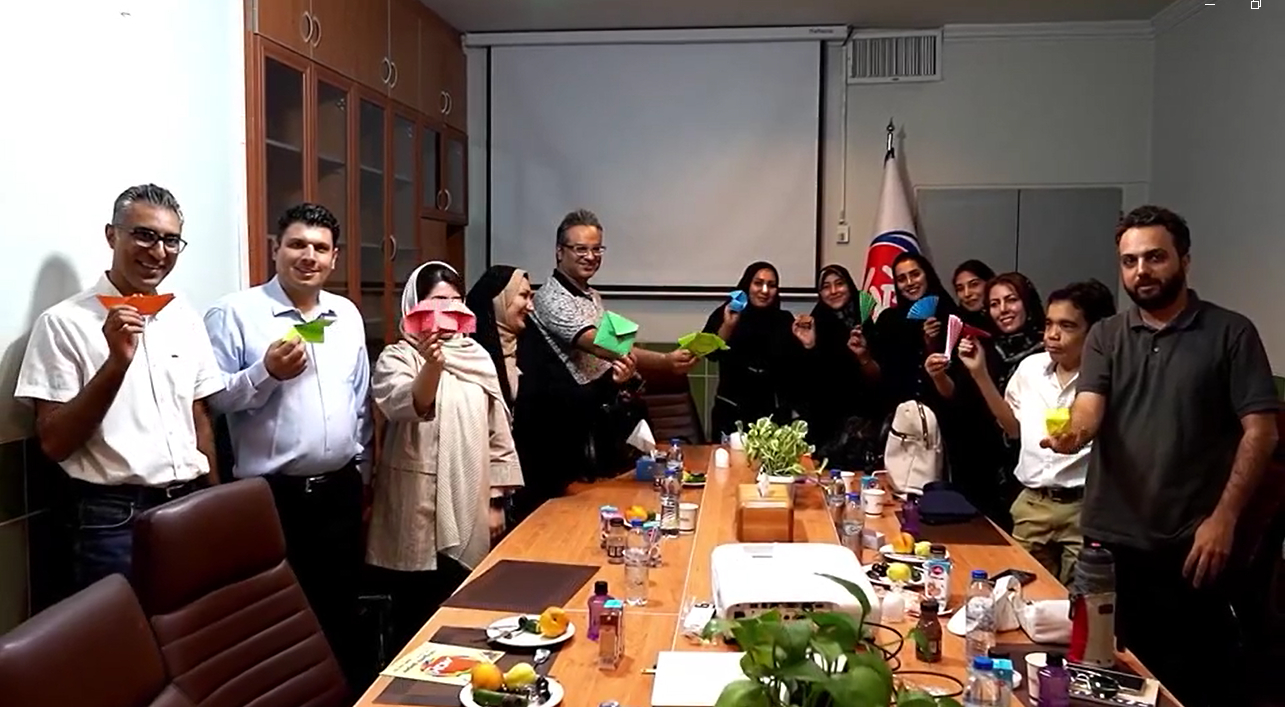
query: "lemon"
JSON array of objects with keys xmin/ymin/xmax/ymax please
[
  {"xmin": 886, "ymin": 562, "xmax": 913, "ymax": 583},
  {"xmin": 503, "ymin": 662, "xmax": 538, "ymax": 689},
  {"xmin": 914, "ymin": 541, "xmax": 933, "ymax": 557}
]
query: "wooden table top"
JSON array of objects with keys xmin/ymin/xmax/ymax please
[{"xmin": 354, "ymin": 445, "xmax": 1173, "ymax": 707}]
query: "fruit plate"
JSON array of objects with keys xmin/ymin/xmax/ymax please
[
  {"xmin": 682, "ymin": 474, "xmax": 707, "ymax": 487},
  {"xmin": 866, "ymin": 563, "xmax": 925, "ymax": 589},
  {"xmin": 878, "ymin": 545, "xmax": 951, "ymax": 565},
  {"xmin": 485, "ymin": 615, "xmax": 576, "ymax": 647},
  {"xmin": 461, "ymin": 677, "xmax": 565, "ymax": 707}
]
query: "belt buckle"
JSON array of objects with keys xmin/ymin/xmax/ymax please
[
  {"xmin": 304, "ymin": 476, "xmax": 320, "ymax": 494},
  {"xmin": 164, "ymin": 483, "xmax": 184, "ymax": 500}
]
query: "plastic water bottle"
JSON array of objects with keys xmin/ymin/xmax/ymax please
[
  {"xmin": 839, "ymin": 492, "xmax": 865, "ymax": 561},
  {"xmin": 826, "ymin": 469, "xmax": 845, "ymax": 524},
  {"xmin": 666, "ymin": 439, "xmax": 684, "ymax": 476},
  {"xmin": 659, "ymin": 469, "xmax": 681, "ymax": 537},
  {"xmin": 965, "ymin": 570, "xmax": 996, "ymax": 662},
  {"xmin": 586, "ymin": 580, "xmax": 611, "ymax": 640},
  {"xmin": 1038, "ymin": 652, "xmax": 1072, "ymax": 707},
  {"xmin": 963, "ymin": 656, "xmax": 1000, "ymax": 706},
  {"xmin": 624, "ymin": 520, "xmax": 649, "ymax": 605}
]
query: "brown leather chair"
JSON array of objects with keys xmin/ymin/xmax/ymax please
[
  {"xmin": 639, "ymin": 365, "xmax": 705, "ymax": 444},
  {"xmin": 0, "ymin": 574, "xmax": 193, "ymax": 707},
  {"xmin": 131, "ymin": 478, "xmax": 349, "ymax": 707}
]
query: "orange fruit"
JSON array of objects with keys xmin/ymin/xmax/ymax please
[
  {"xmin": 470, "ymin": 662, "xmax": 503, "ymax": 691},
  {"xmin": 538, "ymin": 607, "xmax": 570, "ymax": 637}
]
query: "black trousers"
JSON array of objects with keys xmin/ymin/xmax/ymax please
[
  {"xmin": 367, "ymin": 554, "xmax": 472, "ymax": 653},
  {"xmin": 264, "ymin": 464, "xmax": 363, "ymax": 691},
  {"xmin": 1100, "ymin": 539, "xmax": 1244, "ymax": 707}
]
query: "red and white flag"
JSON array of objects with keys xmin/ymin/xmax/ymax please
[{"xmin": 860, "ymin": 152, "xmax": 922, "ymax": 314}]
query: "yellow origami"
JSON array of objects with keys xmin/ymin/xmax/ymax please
[{"xmin": 1045, "ymin": 407, "xmax": 1070, "ymax": 435}]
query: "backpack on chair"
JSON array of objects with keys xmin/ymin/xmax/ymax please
[{"xmin": 883, "ymin": 400, "xmax": 944, "ymax": 496}]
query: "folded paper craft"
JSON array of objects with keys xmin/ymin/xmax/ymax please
[
  {"xmin": 677, "ymin": 331, "xmax": 728, "ymax": 357},
  {"xmin": 728, "ymin": 290, "xmax": 748, "ymax": 314},
  {"xmin": 1045, "ymin": 408, "xmax": 1070, "ymax": 436},
  {"xmin": 960, "ymin": 324, "xmax": 992, "ymax": 339},
  {"xmin": 405, "ymin": 299, "xmax": 477, "ymax": 335},
  {"xmin": 96, "ymin": 293, "xmax": 175, "ymax": 317},
  {"xmin": 906, "ymin": 295, "xmax": 939, "ymax": 321},
  {"xmin": 857, "ymin": 290, "xmax": 878, "ymax": 323},
  {"xmin": 284, "ymin": 318, "xmax": 333, "ymax": 343},
  {"xmin": 594, "ymin": 311, "xmax": 639, "ymax": 356},
  {"xmin": 944, "ymin": 314, "xmax": 964, "ymax": 355}
]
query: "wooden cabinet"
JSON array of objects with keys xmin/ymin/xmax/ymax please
[{"xmin": 245, "ymin": 0, "xmax": 468, "ymax": 355}]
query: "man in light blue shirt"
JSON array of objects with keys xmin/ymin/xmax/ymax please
[{"xmin": 203, "ymin": 202, "xmax": 370, "ymax": 692}]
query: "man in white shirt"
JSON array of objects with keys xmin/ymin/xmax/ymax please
[
  {"xmin": 15, "ymin": 184, "xmax": 225, "ymax": 589},
  {"xmin": 957, "ymin": 280, "xmax": 1117, "ymax": 583},
  {"xmin": 203, "ymin": 202, "xmax": 370, "ymax": 690}
]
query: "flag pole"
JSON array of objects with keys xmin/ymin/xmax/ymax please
[{"xmin": 885, "ymin": 118, "xmax": 896, "ymax": 161}]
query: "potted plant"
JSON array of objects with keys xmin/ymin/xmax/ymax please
[
  {"xmin": 738, "ymin": 418, "xmax": 819, "ymax": 483},
  {"xmin": 711, "ymin": 575, "xmax": 961, "ymax": 707}
]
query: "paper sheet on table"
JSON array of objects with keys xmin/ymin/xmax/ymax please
[
  {"xmin": 728, "ymin": 290, "xmax": 748, "ymax": 313},
  {"xmin": 593, "ymin": 311, "xmax": 638, "ymax": 355},
  {"xmin": 283, "ymin": 318, "xmax": 333, "ymax": 343},
  {"xmin": 944, "ymin": 314, "xmax": 963, "ymax": 355},
  {"xmin": 405, "ymin": 299, "xmax": 476, "ymax": 335},
  {"xmin": 651, "ymin": 650, "xmax": 748, "ymax": 707},
  {"xmin": 906, "ymin": 295, "xmax": 939, "ymax": 321},
  {"xmin": 857, "ymin": 290, "xmax": 878, "ymax": 323},
  {"xmin": 677, "ymin": 331, "xmax": 728, "ymax": 357},
  {"xmin": 95, "ymin": 293, "xmax": 175, "ymax": 316},
  {"xmin": 627, "ymin": 419, "xmax": 657, "ymax": 453},
  {"xmin": 379, "ymin": 641, "xmax": 505, "ymax": 685}
]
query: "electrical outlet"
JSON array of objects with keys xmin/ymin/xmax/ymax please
[{"xmin": 836, "ymin": 224, "xmax": 851, "ymax": 244}]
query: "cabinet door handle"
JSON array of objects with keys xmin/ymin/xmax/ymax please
[
  {"xmin": 436, "ymin": 189, "xmax": 447, "ymax": 211},
  {"xmin": 439, "ymin": 91, "xmax": 449, "ymax": 114},
  {"xmin": 443, "ymin": 189, "xmax": 453, "ymax": 212},
  {"xmin": 381, "ymin": 58, "xmax": 392, "ymax": 85},
  {"xmin": 388, "ymin": 235, "xmax": 398, "ymax": 262},
  {"xmin": 446, "ymin": 92, "xmax": 454, "ymax": 116},
  {"xmin": 311, "ymin": 14, "xmax": 322, "ymax": 47},
  {"xmin": 389, "ymin": 62, "xmax": 399, "ymax": 89},
  {"xmin": 300, "ymin": 11, "xmax": 314, "ymax": 43}
]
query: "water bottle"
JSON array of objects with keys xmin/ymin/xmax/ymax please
[
  {"xmin": 826, "ymin": 469, "xmax": 845, "ymax": 524},
  {"xmin": 587, "ymin": 580, "xmax": 611, "ymax": 640},
  {"xmin": 624, "ymin": 520, "xmax": 649, "ymax": 605},
  {"xmin": 965, "ymin": 570, "xmax": 996, "ymax": 662},
  {"xmin": 659, "ymin": 469, "xmax": 681, "ymax": 537},
  {"xmin": 1069, "ymin": 543, "xmax": 1117, "ymax": 667},
  {"xmin": 1037, "ymin": 652, "xmax": 1072, "ymax": 707},
  {"xmin": 839, "ymin": 492, "xmax": 864, "ymax": 561},
  {"xmin": 963, "ymin": 656, "xmax": 999, "ymax": 707},
  {"xmin": 666, "ymin": 439, "xmax": 684, "ymax": 476}
]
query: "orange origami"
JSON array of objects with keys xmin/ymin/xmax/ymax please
[{"xmin": 96, "ymin": 293, "xmax": 175, "ymax": 316}]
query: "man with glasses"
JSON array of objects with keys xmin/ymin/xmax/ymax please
[
  {"xmin": 202, "ymin": 202, "xmax": 370, "ymax": 691},
  {"xmin": 15, "ymin": 183, "xmax": 224, "ymax": 588}
]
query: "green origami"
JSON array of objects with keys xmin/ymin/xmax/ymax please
[
  {"xmin": 677, "ymin": 331, "xmax": 729, "ymax": 357},
  {"xmin": 593, "ymin": 310, "xmax": 639, "ymax": 355},
  {"xmin": 857, "ymin": 290, "xmax": 879, "ymax": 323},
  {"xmin": 284, "ymin": 318, "xmax": 334, "ymax": 343}
]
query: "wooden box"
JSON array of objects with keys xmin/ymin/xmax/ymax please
[{"xmin": 736, "ymin": 483, "xmax": 795, "ymax": 543}]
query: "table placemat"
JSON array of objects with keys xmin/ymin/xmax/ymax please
[
  {"xmin": 919, "ymin": 516, "xmax": 1009, "ymax": 546},
  {"xmin": 991, "ymin": 642, "xmax": 1178, "ymax": 707},
  {"xmin": 440, "ymin": 559, "xmax": 599, "ymax": 613},
  {"xmin": 375, "ymin": 626, "xmax": 565, "ymax": 706}
]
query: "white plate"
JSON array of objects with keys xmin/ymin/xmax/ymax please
[
  {"xmin": 485, "ymin": 616, "xmax": 576, "ymax": 647},
  {"xmin": 878, "ymin": 545, "xmax": 950, "ymax": 565},
  {"xmin": 682, "ymin": 481, "xmax": 706, "ymax": 488},
  {"xmin": 460, "ymin": 677, "xmax": 565, "ymax": 707}
]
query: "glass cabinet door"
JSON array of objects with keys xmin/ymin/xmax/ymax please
[
  {"xmin": 443, "ymin": 132, "xmax": 467, "ymax": 219},
  {"xmin": 420, "ymin": 123, "xmax": 440, "ymax": 214},
  {"xmin": 315, "ymin": 78, "xmax": 350, "ymax": 298},
  {"xmin": 390, "ymin": 114, "xmax": 419, "ymax": 298},
  {"xmin": 263, "ymin": 55, "xmax": 306, "ymax": 278},
  {"xmin": 357, "ymin": 98, "xmax": 387, "ymax": 353}
]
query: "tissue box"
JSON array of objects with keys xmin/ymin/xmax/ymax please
[{"xmin": 736, "ymin": 484, "xmax": 795, "ymax": 543}]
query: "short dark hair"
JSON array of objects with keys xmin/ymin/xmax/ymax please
[
  {"xmin": 556, "ymin": 209, "xmax": 603, "ymax": 246},
  {"xmin": 1047, "ymin": 279, "xmax": 1117, "ymax": 327},
  {"xmin": 112, "ymin": 184, "xmax": 183, "ymax": 226},
  {"xmin": 277, "ymin": 202, "xmax": 341, "ymax": 247},
  {"xmin": 952, "ymin": 259, "xmax": 995, "ymax": 284},
  {"xmin": 1116, "ymin": 205, "xmax": 1190, "ymax": 257},
  {"xmin": 414, "ymin": 262, "xmax": 466, "ymax": 300}
]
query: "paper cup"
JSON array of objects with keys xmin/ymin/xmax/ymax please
[
  {"xmin": 678, "ymin": 503, "xmax": 699, "ymax": 532},
  {"xmin": 862, "ymin": 488, "xmax": 886, "ymax": 516},
  {"xmin": 1025, "ymin": 652, "xmax": 1047, "ymax": 703},
  {"xmin": 839, "ymin": 471, "xmax": 857, "ymax": 492},
  {"xmin": 728, "ymin": 432, "xmax": 744, "ymax": 450}
]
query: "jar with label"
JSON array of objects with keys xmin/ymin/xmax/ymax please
[
  {"xmin": 605, "ymin": 517, "xmax": 626, "ymax": 564},
  {"xmin": 915, "ymin": 598, "xmax": 943, "ymax": 663}
]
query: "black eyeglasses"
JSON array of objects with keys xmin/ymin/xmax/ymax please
[{"xmin": 113, "ymin": 225, "xmax": 187, "ymax": 254}]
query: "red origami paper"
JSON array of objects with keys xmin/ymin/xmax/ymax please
[
  {"xmin": 405, "ymin": 299, "xmax": 476, "ymax": 335},
  {"xmin": 96, "ymin": 293, "xmax": 175, "ymax": 316},
  {"xmin": 960, "ymin": 324, "xmax": 992, "ymax": 339}
]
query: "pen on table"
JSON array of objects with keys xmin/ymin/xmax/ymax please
[{"xmin": 641, "ymin": 666, "xmax": 656, "ymax": 675}]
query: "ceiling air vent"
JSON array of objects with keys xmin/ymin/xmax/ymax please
[{"xmin": 847, "ymin": 29, "xmax": 942, "ymax": 84}]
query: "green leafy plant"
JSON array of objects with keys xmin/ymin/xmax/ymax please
[
  {"xmin": 738, "ymin": 418, "xmax": 816, "ymax": 476},
  {"xmin": 710, "ymin": 574, "xmax": 961, "ymax": 707}
]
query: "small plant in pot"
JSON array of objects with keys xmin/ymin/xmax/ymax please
[
  {"xmin": 738, "ymin": 417, "xmax": 821, "ymax": 481},
  {"xmin": 710, "ymin": 575, "xmax": 961, "ymax": 707}
]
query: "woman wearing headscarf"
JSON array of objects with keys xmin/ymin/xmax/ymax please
[
  {"xmin": 465, "ymin": 265, "xmax": 534, "ymax": 409},
  {"xmin": 365, "ymin": 261, "xmax": 525, "ymax": 649},
  {"xmin": 871, "ymin": 252, "xmax": 960, "ymax": 405},
  {"xmin": 797, "ymin": 264, "xmax": 886, "ymax": 467},
  {"xmin": 703, "ymin": 261, "xmax": 807, "ymax": 437},
  {"xmin": 951, "ymin": 259, "xmax": 997, "ymax": 333}
]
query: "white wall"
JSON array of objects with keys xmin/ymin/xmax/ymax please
[
  {"xmin": 0, "ymin": 0, "xmax": 248, "ymax": 443},
  {"xmin": 468, "ymin": 24, "xmax": 1155, "ymax": 342},
  {"xmin": 1151, "ymin": 1, "xmax": 1285, "ymax": 370}
]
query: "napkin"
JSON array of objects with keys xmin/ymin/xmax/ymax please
[
  {"xmin": 944, "ymin": 314, "xmax": 964, "ymax": 355},
  {"xmin": 947, "ymin": 574, "xmax": 1024, "ymax": 636},
  {"xmin": 857, "ymin": 290, "xmax": 878, "ymax": 323},
  {"xmin": 627, "ymin": 419, "xmax": 656, "ymax": 454},
  {"xmin": 96, "ymin": 293, "xmax": 175, "ymax": 317},
  {"xmin": 728, "ymin": 290, "xmax": 748, "ymax": 313},
  {"xmin": 593, "ymin": 311, "xmax": 638, "ymax": 355},
  {"xmin": 1045, "ymin": 408, "xmax": 1070, "ymax": 435},
  {"xmin": 1018, "ymin": 599, "xmax": 1073, "ymax": 644},
  {"xmin": 284, "ymin": 318, "xmax": 333, "ymax": 343},
  {"xmin": 678, "ymin": 331, "xmax": 728, "ymax": 357},
  {"xmin": 906, "ymin": 295, "xmax": 939, "ymax": 321},
  {"xmin": 405, "ymin": 299, "xmax": 476, "ymax": 335}
]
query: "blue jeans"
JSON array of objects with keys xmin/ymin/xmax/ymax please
[{"xmin": 70, "ymin": 492, "xmax": 138, "ymax": 589}]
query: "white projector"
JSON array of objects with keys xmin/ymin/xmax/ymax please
[{"xmin": 711, "ymin": 543, "xmax": 881, "ymax": 626}]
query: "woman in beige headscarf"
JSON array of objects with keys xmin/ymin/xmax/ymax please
[{"xmin": 365, "ymin": 260, "xmax": 524, "ymax": 648}]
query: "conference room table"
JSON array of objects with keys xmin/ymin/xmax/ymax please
[{"xmin": 354, "ymin": 445, "xmax": 1177, "ymax": 707}]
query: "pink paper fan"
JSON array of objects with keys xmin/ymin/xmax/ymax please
[{"xmin": 944, "ymin": 314, "xmax": 964, "ymax": 355}]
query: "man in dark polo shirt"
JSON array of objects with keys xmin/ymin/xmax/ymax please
[{"xmin": 1044, "ymin": 205, "xmax": 1279, "ymax": 706}]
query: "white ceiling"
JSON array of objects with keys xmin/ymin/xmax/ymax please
[{"xmin": 421, "ymin": 0, "xmax": 1175, "ymax": 34}]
